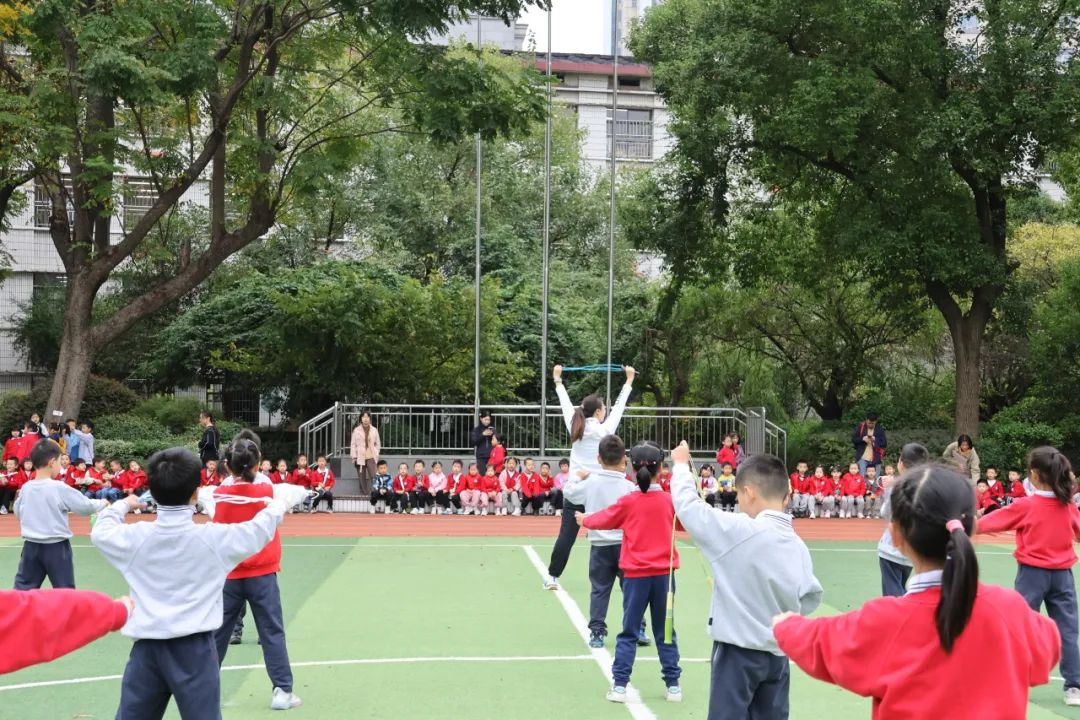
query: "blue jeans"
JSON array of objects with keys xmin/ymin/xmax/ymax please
[
  {"xmin": 93, "ymin": 488, "xmax": 123, "ymax": 502},
  {"xmin": 857, "ymin": 459, "xmax": 881, "ymax": 478},
  {"xmin": 613, "ymin": 574, "xmax": 681, "ymax": 687},
  {"xmin": 1016, "ymin": 564, "xmax": 1080, "ymax": 689}
]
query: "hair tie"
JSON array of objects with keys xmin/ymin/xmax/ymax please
[{"xmin": 945, "ymin": 519, "xmax": 964, "ymax": 533}]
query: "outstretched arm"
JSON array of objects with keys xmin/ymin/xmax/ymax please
[
  {"xmin": 670, "ymin": 442, "xmax": 754, "ymax": 558},
  {"xmin": 601, "ymin": 366, "xmax": 636, "ymax": 433},
  {"xmin": 554, "ymin": 366, "xmax": 576, "ymax": 433}
]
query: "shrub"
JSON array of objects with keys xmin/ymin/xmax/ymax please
[
  {"xmin": 133, "ymin": 396, "xmax": 206, "ymax": 434},
  {"xmin": 0, "ymin": 376, "xmax": 138, "ymax": 433},
  {"xmin": 980, "ymin": 415, "xmax": 1064, "ymax": 473},
  {"xmin": 0, "ymin": 391, "xmax": 35, "ymax": 435},
  {"xmin": 95, "ymin": 440, "xmax": 137, "ymax": 461}
]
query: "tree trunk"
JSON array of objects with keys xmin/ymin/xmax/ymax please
[
  {"xmin": 46, "ymin": 281, "xmax": 96, "ymax": 421},
  {"xmin": 950, "ymin": 315, "xmax": 984, "ymax": 438}
]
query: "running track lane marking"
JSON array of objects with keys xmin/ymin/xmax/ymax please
[{"xmin": 522, "ymin": 544, "xmax": 660, "ymax": 720}]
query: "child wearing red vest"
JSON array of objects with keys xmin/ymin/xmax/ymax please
[
  {"xmin": 119, "ymin": 460, "xmax": 148, "ymax": 497},
  {"xmin": 213, "ymin": 432, "xmax": 301, "ymax": 711},
  {"xmin": 839, "ymin": 464, "xmax": 866, "ymax": 519},
  {"xmin": 460, "ymin": 464, "xmax": 484, "ymax": 515},
  {"xmin": 392, "ymin": 463, "xmax": 411, "ymax": 513},
  {"xmin": 0, "ymin": 457, "xmax": 18, "ymax": 514},
  {"xmin": 582, "ymin": 441, "xmax": 682, "ymax": 704},
  {"xmin": 287, "ymin": 455, "xmax": 314, "ymax": 489},
  {"xmin": 774, "ymin": 465, "xmax": 1060, "ymax": 718},
  {"xmin": 978, "ymin": 446, "xmax": 1080, "ymax": 706},
  {"xmin": 310, "ymin": 455, "xmax": 335, "ymax": 513},
  {"xmin": 479, "ymin": 465, "xmax": 503, "ymax": 516},
  {"xmin": 447, "ymin": 460, "xmax": 466, "ymax": 514}
]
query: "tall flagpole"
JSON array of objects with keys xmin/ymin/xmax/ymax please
[
  {"xmin": 539, "ymin": 7, "xmax": 553, "ymax": 457},
  {"xmin": 606, "ymin": 0, "xmax": 619, "ymax": 404},
  {"xmin": 474, "ymin": 16, "xmax": 483, "ymax": 419}
]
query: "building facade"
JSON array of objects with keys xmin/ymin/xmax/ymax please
[{"xmin": 428, "ymin": 14, "xmax": 529, "ymax": 51}]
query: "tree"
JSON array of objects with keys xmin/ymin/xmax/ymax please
[
  {"xmin": 0, "ymin": 0, "xmax": 550, "ymax": 419},
  {"xmin": 635, "ymin": 0, "xmax": 1080, "ymax": 434}
]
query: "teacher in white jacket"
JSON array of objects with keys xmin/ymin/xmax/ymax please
[{"xmin": 542, "ymin": 364, "xmax": 635, "ymax": 591}]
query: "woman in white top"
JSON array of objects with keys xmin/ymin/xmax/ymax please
[{"xmin": 543, "ymin": 364, "xmax": 635, "ymax": 591}]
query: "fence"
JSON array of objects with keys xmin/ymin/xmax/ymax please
[{"xmin": 299, "ymin": 403, "xmax": 786, "ymax": 465}]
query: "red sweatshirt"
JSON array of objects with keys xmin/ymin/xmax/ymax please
[
  {"xmin": 985, "ymin": 479, "xmax": 1006, "ymax": 501},
  {"xmin": 583, "ymin": 489, "xmax": 680, "ymax": 578},
  {"xmin": 840, "ymin": 473, "xmax": 866, "ymax": 497},
  {"xmin": 464, "ymin": 472, "xmax": 483, "ymax": 491},
  {"xmin": 269, "ymin": 470, "xmax": 289, "ymax": 485},
  {"xmin": 521, "ymin": 472, "xmax": 542, "ymax": 498},
  {"xmin": 288, "ymin": 467, "xmax": 314, "ymax": 488},
  {"xmin": 976, "ymin": 490, "xmax": 1000, "ymax": 514},
  {"xmin": 213, "ymin": 481, "xmax": 280, "ymax": 579},
  {"xmin": 716, "ymin": 446, "xmax": 737, "ymax": 469},
  {"xmin": 410, "ymin": 474, "xmax": 426, "ymax": 492},
  {"xmin": 118, "ymin": 470, "xmax": 147, "ymax": 493},
  {"xmin": 811, "ymin": 476, "xmax": 834, "ymax": 495},
  {"xmin": 658, "ymin": 472, "xmax": 672, "ymax": 493},
  {"xmin": 774, "ymin": 584, "xmax": 1059, "ymax": 720},
  {"xmin": 312, "ymin": 467, "xmax": 335, "ymax": 490},
  {"xmin": 2, "ymin": 437, "xmax": 20, "ymax": 463},
  {"xmin": 0, "ymin": 589, "xmax": 130, "ymax": 674},
  {"xmin": 790, "ymin": 473, "xmax": 809, "ymax": 494},
  {"xmin": 83, "ymin": 468, "xmax": 104, "ymax": 493},
  {"xmin": 15, "ymin": 433, "xmax": 39, "ymax": 462},
  {"xmin": 448, "ymin": 473, "xmax": 466, "ymax": 495},
  {"xmin": 480, "ymin": 474, "xmax": 500, "ymax": 494},
  {"xmin": 68, "ymin": 467, "xmax": 86, "ymax": 488},
  {"xmin": 1009, "ymin": 480, "xmax": 1028, "ymax": 499},
  {"xmin": 488, "ymin": 446, "xmax": 506, "ymax": 474},
  {"xmin": 977, "ymin": 494, "xmax": 1080, "ymax": 569}
]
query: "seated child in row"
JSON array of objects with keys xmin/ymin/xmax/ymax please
[
  {"xmin": 840, "ymin": 464, "xmax": 867, "ymax": 519},
  {"xmin": 551, "ymin": 459, "xmax": 570, "ymax": 513},
  {"xmin": 700, "ymin": 464, "xmax": 719, "ymax": 507},
  {"xmin": 716, "ymin": 462, "xmax": 738, "ymax": 511},
  {"xmin": 975, "ymin": 479, "xmax": 1001, "ymax": 517},
  {"xmin": 369, "ymin": 460, "xmax": 394, "ymax": 513}
]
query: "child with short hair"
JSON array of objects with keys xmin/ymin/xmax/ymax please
[
  {"xmin": 700, "ymin": 464, "xmax": 719, "ymax": 507},
  {"xmin": 91, "ymin": 446, "xmax": 287, "ymax": 718},
  {"xmin": 461, "ymin": 463, "xmax": 483, "ymax": 515},
  {"xmin": 119, "ymin": 460, "xmax": 148, "ymax": 497},
  {"xmin": 200, "ymin": 459, "xmax": 220, "ymax": 487},
  {"xmin": 2, "ymin": 428, "xmax": 20, "ymax": 464},
  {"xmin": 864, "ymin": 465, "xmax": 883, "ymax": 519},
  {"xmin": 522, "ymin": 458, "xmax": 550, "ymax": 515},
  {"xmin": 840, "ymin": 463, "xmax": 866, "ymax": 519},
  {"xmin": 57, "ymin": 453, "xmax": 72, "ymax": 486},
  {"xmin": 775, "ymin": 464, "xmax": 1060, "ymax": 717},
  {"xmin": 1007, "ymin": 469, "xmax": 1028, "ymax": 504},
  {"xmin": 392, "ymin": 463, "xmax": 411, "ymax": 513},
  {"xmin": 717, "ymin": 462, "xmax": 738, "ymax": 512},
  {"xmin": 672, "ymin": 441, "xmax": 822, "ymax": 718},
  {"xmin": 447, "ymin": 460, "xmax": 466, "ymax": 514},
  {"xmin": 977, "ymin": 446, "xmax": 1080, "ymax": 705},
  {"xmin": 311, "ymin": 455, "xmax": 335, "ymax": 513},
  {"xmin": 985, "ymin": 466, "xmax": 1006, "ymax": 504},
  {"xmin": 71, "ymin": 458, "xmax": 91, "ymax": 496},
  {"xmin": 878, "ymin": 443, "xmax": 929, "ymax": 597},
  {"xmin": 480, "ymin": 464, "xmax": 503, "ymax": 516},
  {"xmin": 789, "ymin": 462, "xmax": 810, "ymax": 516},
  {"xmin": 428, "ymin": 461, "xmax": 449, "ymax": 514},
  {"xmin": 538, "ymin": 462, "xmax": 555, "ymax": 515},
  {"xmin": 0, "ymin": 457, "xmax": 18, "ymax": 514},
  {"xmin": 20, "ymin": 457, "xmax": 35, "ymax": 484},
  {"xmin": 552, "ymin": 459, "xmax": 570, "ymax": 514},
  {"xmin": 288, "ymin": 455, "xmax": 313, "ymax": 489},
  {"xmin": 975, "ymin": 479, "xmax": 999, "ymax": 517},
  {"xmin": 500, "ymin": 457, "xmax": 522, "ymax": 516},
  {"xmin": 14, "ymin": 439, "xmax": 108, "ymax": 589},
  {"xmin": 581, "ymin": 441, "xmax": 682, "ymax": 704},
  {"xmin": 807, "ymin": 465, "xmax": 831, "ymax": 519},
  {"xmin": 370, "ymin": 460, "xmax": 393, "ymax": 514},
  {"xmin": 410, "ymin": 460, "xmax": 430, "ymax": 515},
  {"xmin": 563, "ymin": 434, "xmax": 636, "ymax": 648}
]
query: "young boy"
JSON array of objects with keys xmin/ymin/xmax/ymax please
[
  {"xmin": 288, "ymin": 455, "xmax": 314, "ymax": 488},
  {"xmin": 369, "ymin": 460, "xmax": 393, "ymax": 514},
  {"xmin": 985, "ymin": 466, "xmax": 1006, "ymax": 504},
  {"xmin": 1007, "ymin": 468, "xmax": 1027, "ymax": 504},
  {"xmin": 14, "ymin": 439, "xmax": 108, "ymax": 589},
  {"xmin": 311, "ymin": 455, "xmax": 335, "ymax": 513},
  {"xmin": 392, "ymin": 463, "xmax": 412, "ymax": 513},
  {"xmin": 840, "ymin": 464, "xmax": 866, "ymax": 519},
  {"xmin": 480, "ymin": 465, "xmax": 503, "ymax": 516},
  {"xmin": 69, "ymin": 421, "xmax": 95, "ymax": 466},
  {"xmin": 538, "ymin": 462, "xmax": 556, "ymax": 515},
  {"xmin": 717, "ymin": 462, "xmax": 738, "ymax": 512},
  {"xmin": 500, "ymin": 457, "xmax": 522, "ymax": 516},
  {"xmin": 270, "ymin": 460, "xmax": 290, "ymax": 485},
  {"xmin": 410, "ymin": 460, "xmax": 430, "ymax": 515},
  {"xmin": 975, "ymin": 479, "xmax": 1000, "ymax": 517},
  {"xmin": 201, "ymin": 459, "xmax": 221, "ymax": 487},
  {"xmin": 863, "ymin": 466, "xmax": 883, "ymax": 519},
  {"xmin": 789, "ymin": 462, "xmax": 810, "ymax": 516},
  {"xmin": 91, "ymin": 447, "xmax": 287, "ymax": 719},
  {"xmin": 71, "ymin": 458, "xmax": 91, "ymax": 496},
  {"xmin": 447, "ymin": 460, "xmax": 466, "ymax": 514},
  {"xmin": 562, "ymin": 435, "xmax": 636, "ymax": 648},
  {"xmin": 0, "ymin": 457, "xmax": 18, "ymax": 514},
  {"xmin": 670, "ymin": 441, "xmax": 822, "ymax": 719},
  {"xmin": 877, "ymin": 443, "xmax": 929, "ymax": 597},
  {"xmin": 521, "ymin": 458, "xmax": 548, "ymax": 516}
]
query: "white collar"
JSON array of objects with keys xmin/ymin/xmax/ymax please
[
  {"xmin": 1034, "ymin": 489, "xmax": 1056, "ymax": 497},
  {"xmin": 906, "ymin": 569, "xmax": 944, "ymax": 595},
  {"xmin": 757, "ymin": 509, "xmax": 793, "ymax": 528}
]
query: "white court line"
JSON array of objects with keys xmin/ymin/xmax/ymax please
[
  {"xmin": 0, "ymin": 655, "xmax": 596, "ymax": 693},
  {"xmin": 522, "ymin": 544, "xmax": 659, "ymax": 720}
]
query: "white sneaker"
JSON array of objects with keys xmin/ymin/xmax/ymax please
[
  {"xmin": 384, "ymin": 506, "xmax": 391, "ymax": 514},
  {"xmin": 368, "ymin": 506, "xmax": 375, "ymax": 514},
  {"xmin": 666, "ymin": 686, "xmax": 683, "ymax": 703},
  {"xmin": 270, "ymin": 687, "xmax": 302, "ymax": 710},
  {"xmin": 543, "ymin": 576, "xmax": 560, "ymax": 591},
  {"xmin": 858, "ymin": 514, "xmax": 865, "ymax": 519},
  {"xmin": 606, "ymin": 686, "xmax": 628, "ymax": 703},
  {"xmin": 1066, "ymin": 687, "xmax": 1080, "ymax": 706},
  {"xmin": 481, "ymin": 508, "xmax": 488, "ymax": 516},
  {"xmin": 0, "ymin": 507, "xmax": 6, "ymax": 515},
  {"xmin": 513, "ymin": 509, "xmax": 521, "ymax": 516}
]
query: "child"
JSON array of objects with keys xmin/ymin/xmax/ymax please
[
  {"xmin": 270, "ymin": 460, "xmax": 290, "ymax": 485},
  {"xmin": 311, "ymin": 455, "xmax": 335, "ymax": 513},
  {"xmin": 774, "ymin": 464, "xmax": 1060, "ymax": 717},
  {"xmin": 717, "ymin": 462, "xmax": 738, "ymax": 512},
  {"xmin": 877, "ymin": 443, "xmax": 929, "ymax": 597},
  {"xmin": 69, "ymin": 421, "xmax": 95, "ymax": 466},
  {"xmin": 13, "ymin": 439, "xmax": 108, "ymax": 589},
  {"xmin": 552, "ymin": 459, "xmax": 570, "ymax": 514},
  {"xmin": 200, "ymin": 459, "xmax": 221, "ymax": 487},
  {"xmin": 392, "ymin": 463, "xmax": 411, "ymax": 513},
  {"xmin": 840, "ymin": 463, "xmax": 866, "ymax": 519},
  {"xmin": 288, "ymin": 455, "xmax": 313, "ymax": 489},
  {"xmin": 658, "ymin": 462, "xmax": 672, "ymax": 493},
  {"xmin": 427, "ymin": 461, "xmax": 449, "ymax": 515},
  {"xmin": 410, "ymin": 460, "xmax": 430, "ymax": 515},
  {"xmin": 57, "ymin": 453, "xmax": 72, "ymax": 486},
  {"xmin": 0, "ymin": 588, "xmax": 132, "ymax": 674},
  {"xmin": 716, "ymin": 433, "xmax": 738, "ymax": 471},
  {"xmin": 488, "ymin": 435, "xmax": 507, "ymax": 475},
  {"xmin": 864, "ymin": 465, "xmax": 883, "ymax": 519},
  {"xmin": 2, "ymin": 428, "xmax": 20, "ymax": 464},
  {"xmin": 72, "ymin": 458, "xmax": 91, "ymax": 496},
  {"xmin": 522, "ymin": 458, "xmax": 549, "ymax": 515},
  {"xmin": 807, "ymin": 466, "xmax": 831, "ymax": 519},
  {"xmin": 91, "ymin": 447, "xmax": 287, "ymax": 718},
  {"xmin": 537, "ymin": 462, "xmax": 556, "ymax": 515},
  {"xmin": 20, "ymin": 458, "xmax": 35, "ymax": 486},
  {"xmin": 700, "ymin": 464, "xmax": 719, "ymax": 507},
  {"xmin": 460, "ymin": 463, "xmax": 484, "ymax": 515},
  {"xmin": 671, "ymin": 441, "xmax": 822, "ymax": 718},
  {"xmin": 500, "ymin": 457, "xmax": 522, "ymax": 516},
  {"xmin": 0, "ymin": 457, "xmax": 18, "ymax": 514},
  {"xmin": 120, "ymin": 460, "xmax": 148, "ymax": 498},
  {"xmin": 581, "ymin": 441, "xmax": 682, "ymax": 704},
  {"xmin": 562, "ymin": 435, "xmax": 636, "ymax": 648},
  {"xmin": 1007, "ymin": 469, "xmax": 1028, "ymax": 504},
  {"xmin": 369, "ymin": 460, "xmax": 393, "ymax": 514},
  {"xmin": 259, "ymin": 459, "xmax": 273, "ymax": 476},
  {"xmin": 977, "ymin": 446, "xmax": 1080, "ymax": 705},
  {"xmin": 789, "ymin": 462, "xmax": 810, "ymax": 516},
  {"xmin": 480, "ymin": 464, "xmax": 503, "ymax": 516},
  {"xmin": 985, "ymin": 466, "xmax": 1006, "ymax": 504},
  {"xmin": 975, "ymin": 479, "xmax": 1000, "ymax": 517},
  {"xmin": 447, "ymin": 460, "xmax": 467, "ymax": 514},
  {"xmin": 214, "ymin": 433, "xmax": 301, "ymax": 710}
]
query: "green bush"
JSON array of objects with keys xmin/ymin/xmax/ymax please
[
  {"xmin": 980, "ymin": 414, "xmax": 1064, "ymax": 473},
  {"xmin": 0, "ymin": 376, "xmax": 138, "ymax": 433},
  {"xmin": 96, "ymin": 439, "xmax": 137, "ymax": 461},
  {"xmin": 133, "ymin": 396, "xmax": 206, "ymax": 434},
  {"xmin": 0, "ymin": 391, "xmax": 35, "ymax": 434}
]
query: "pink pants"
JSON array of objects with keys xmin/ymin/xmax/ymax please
[
  {"xmin": 482, "ymin": 492, "xmax": 503, "ymax": 510},
  {"xmin": 460, "ymin": 490, "xmax": 483, "ymax": 509}
]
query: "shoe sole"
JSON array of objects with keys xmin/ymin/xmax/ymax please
[
  {"xmin": 666, "ymin": 695, "xmax": 683, "ymax": 703},
  {"xmin": 606, "ymin": 695, "xmax": 627, "ymax": 704}
]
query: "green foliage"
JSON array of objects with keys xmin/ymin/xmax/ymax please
[
  {"xmin": 132, "ymin": 396, "xmax": 206, "ymax": 435},
  {"xmin": 787, "ymin": 424, "xmax": 957, "ymax": 472},
  {"xmin": 0, "ymin": 376, "xmax": 138, "ymax": 432},
  {"xmin": 980, "ymin": 412, "xmax": 1064, "ymax": 474}
]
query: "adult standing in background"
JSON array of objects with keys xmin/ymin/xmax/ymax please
[
  {"xmin": 350, "ymin": 412, "xmax": 381, "ymax": 493},
  {"xmin": 198, "ymin": 411, "xmax": 220, "ymax": 464},
  {"xmin": 942, "ymin": 434, "xmax": 981, "ymax": 485},
  {"xmin": 470, "ymin": 411, "xmax": 497, "ymax": 474},
  {"xmin": 852, "ymin": 412, "xmax": 887, "ymax": 477}
]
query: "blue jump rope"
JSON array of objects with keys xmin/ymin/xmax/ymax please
[{"xmin": 560, "ymin": 364, "xmax": 624, "ymax": 372}]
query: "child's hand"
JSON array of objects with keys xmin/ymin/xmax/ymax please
[
  {"xmin": 624, "ymin": 365, "xmax": 636, "ymax": 383},
  {"xmin": 575, "ymin": 469, "xmax": 589, "ymax": 480},
  {"xmin": 117, "ymin": 595, "xmax": 135, "ymax": 617},
  {"xmin": 574, "ymin": 511, "xmax": 585, "ymax": 522},
  {"xmin": 671, "ymin": 441, "xmax": 691, "ymax": 465},
  {"xmin": 771, "ymin": 611, "xmax": 798, "ymax": 628},
  {"xmin": 553, "ymin": 364, "xmax": 563, "ymax": 382},
  {"xmin": 123, "ymin": 495, "xmax": 143, "ymax": 511}
]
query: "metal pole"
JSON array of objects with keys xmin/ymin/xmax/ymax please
[
  {"xmin": 606, "ymin": 0, "xmax": 619, "ymax": 404},
  {"xmin": 474, "ymin": 16, "xmax": 483, "ymax": 420},
  {"xmin": 540, "ymin": 7, "xmax": 552, "ymax": 457}
]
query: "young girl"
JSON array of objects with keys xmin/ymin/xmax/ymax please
[
  {"xmin": 699, "ymin": 464, "xmax": 718, "ymax": 507},
  {"xmin": 545, "ymin": 363, "xmax": 636, "ymax": 590},
  {"xmin": 427, "ymin": 461, "xmax": 449, "ymax": 515},
  {"xmin": 480, "ymin": 465, "xmax": 503, "ymax": 516},
  {"xmin": 500, "ymin": 458, "xmax": 522, "ymax": 516},
  {"xmin": 552, "ymin": 459, "xmax": 570, "ymax": 514},
  {"xmin": 581, "ymin": 442, "xmax": 682, "ymax": 704},
  {"xmin": 774, "ymin": 465, "xmax": 1060, "ymax": 717},
  {"xmin": 716, "ymin": 434, "xmax": 737, "ymax": 470},
  {"xmin": 461, "ymin": 463, "xmax": 483, "ymax": 515},
  {"xmin": 978, "ymin": 446, "xmax": 1080, "ymax": 706},
  {"xmin": 839, "ymin": 464, "xmax": 866, "ymax": 519},
  {"xmin": 214, "ymin": 432, "xmax": 301, "ymax": 710},
  {"xmin": 270, "ymin": 460, "xmax": 290, "ymax": 485}
]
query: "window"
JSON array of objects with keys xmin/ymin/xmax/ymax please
[
  {"xmin": 122, "ymin": 178, "xmax": 157, "ymax": 230},
  {"xmin": 33, "ymin": 177, "xmax": 74, "ymax": 229},
  {"xmin": 618, "ymin": 76, "xmax": 642, "ymax": 88},
  {"xmin": 606, "ymin": 108, "xmax": 653, "ymax": 160}
]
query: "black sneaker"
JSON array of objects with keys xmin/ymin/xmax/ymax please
[
  {"xmin": 229, "ymin": 631, "xmax": 242, "ymax": 646},
  {"xmin": 637, "ymin": 627, "xmax": 652, "ymax": 647},
  {"xmin": 588, "ymin": 632, "xmax": 605, "ymax": 649}
]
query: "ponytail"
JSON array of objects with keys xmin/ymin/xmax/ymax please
[
  {"xmin": 1027, "ymin": 446, "xmax": 1074, "ymax": 504},
  {"xmin": 570, "ymin": 395, "xmax": 604, "ymax": 444},
  {"xmin": 226, "ymin": 434, "xmax": 261, "ymax": 483},
  {"xmin": 635, "ymin": 466, "xmax": 653, "ymax": 493},
  {"xmin": 629, "ymin": 441, "xmax": 664, "ymax": 493},
  {"xmin": 890, "ymin": 465, "xmax": 978, "ymax": 653}
]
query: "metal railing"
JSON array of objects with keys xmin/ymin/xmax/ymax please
[
  {"xmin": 299, "ymin": 403, "xmax": 786, "ymax": 465},
  {"xmin": 606, "ymin": 119, "xmax": 654, "ymax": 160}
]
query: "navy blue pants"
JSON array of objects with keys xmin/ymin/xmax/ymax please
[
  {"xmin": 588, "ymin": 544, "xmax": 623, "ymax": 635},
  {"xmin": 215, "ymin": 574, "xmax": 293, "ymax": 692},
  {"xmin": 14, "ymin": 539, "xmax": 74, "ymax": 590},
  {"xmin": 613, "ymin": 574, "xmax": 681, "ymax": 687},
  {"xmin": 116, "ymin": 632, "xmax": 220, "ymax": 720},
  {"xmin": 708, "ymin": 641, "xmax": 790, "ymax": 720},
  {"xmin": 879, "ymin": 557, "xmax": 912, "ymax": 598},
  {"xmin": 1016, "ymin": 564, "xmax": 1080, "ymax": 689}
]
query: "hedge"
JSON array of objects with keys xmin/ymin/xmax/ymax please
[{"xmin": 0, "ymin": 375, "xmax": 138, "ymax": 432}]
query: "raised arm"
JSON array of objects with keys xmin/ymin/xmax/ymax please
[
  {"xmin": 554, "ymin": 366, "xmax": 575, "ymax": 434},
  {"xmin": 600, "ymin": 366, "xmax": 635, "ymax": 433},
  {"xmin": 669, "ymin": 443, "xmax": 754, "ymax": 558}
]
